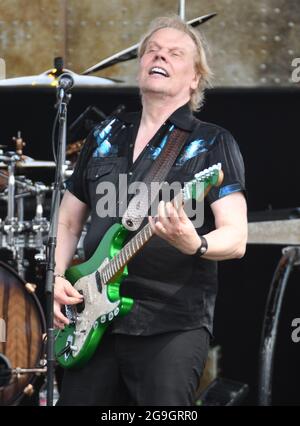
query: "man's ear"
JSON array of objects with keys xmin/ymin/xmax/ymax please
[{"xmin": 191, "ymin": 72, "xmax": 201, "ymax": 90}]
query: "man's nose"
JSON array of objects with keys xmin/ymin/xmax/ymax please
[{"xmin": 154, "ymin": 50, "xmax": 167, "ymax": 61}]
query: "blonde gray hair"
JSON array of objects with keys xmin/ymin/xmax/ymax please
[{"xmin": 138, "ymin": 16, "xmax": 213, "ymax": 111}]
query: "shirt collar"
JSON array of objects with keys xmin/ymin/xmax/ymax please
[
  {"xmin": 167, "ymin": 103, "xmax": 196, "ymax": 131},
  {"xmin": 117, "ymin": 103, "xmax": 196, "ymax": 132}
]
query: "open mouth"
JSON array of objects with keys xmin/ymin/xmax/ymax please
[{"xmin": 149, "ymin": 67, "xmax": 170, "ymax": 77}]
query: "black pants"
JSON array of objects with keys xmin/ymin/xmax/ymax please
[{"xmin": 57, "ymin": 328, "xmax": 210, "ymax": 406}]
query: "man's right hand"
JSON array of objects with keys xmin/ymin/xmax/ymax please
[{"xmin": 54, "ymin": 276, "xmax": 84, "ymax": 329}]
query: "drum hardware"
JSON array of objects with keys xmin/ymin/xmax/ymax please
[
  {"xmin": 0, "ymin": 145, "xmax": 52, "ymax": 281},
  {"xmin": 23, "ymin": 384, "xmax": 34, "ymax": 397},
  {"xmin": 12, "ymin": 131, "xmax": 26, "ymax": 159},
  {"xmin": 0, "ymin": 364, "xmax": 47, "ymax": 389},
  {"xmin": 25, "ymin": 283, "xmax": 37, "ymax": 293},
  {"xmin": 14, "ymin": 367, "xmax": 47, "ymax": 376}
]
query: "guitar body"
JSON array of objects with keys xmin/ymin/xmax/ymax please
[{"xmin": 55, "ymin": 223, "xmax": 134, "ymax": 368}]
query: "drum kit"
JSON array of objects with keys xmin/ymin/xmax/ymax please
[
  {"xmin": 0, "ymin": 132, "xmax": 52, "ymax": 405},
  {"xmin": 0, "ymin": 127, "xmax": 81, "ymax": 405},
  {"xmin": 0, "ymin": 104, "xmax": 84, "ymax": 406}
]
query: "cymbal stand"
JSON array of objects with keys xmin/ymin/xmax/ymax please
[
  {"xmin": 15, "ymin": 180, "xmax": 26, "ymax": 278},
  {"xmin": 258, "ymin": 246, "xmax": 300, "ymax": 405},
  {"xmin": 3, "ymin": 153, "xmax": 19, "ymax": 254},
  {"xmin": 178, "ymin": 0, "xmax": 186, "ymax": 19},
  {"xmin": 32, "ymin": 182, "xmax": 50, "ymax": 255}
]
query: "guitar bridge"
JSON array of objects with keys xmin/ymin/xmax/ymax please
[{"xmin": 64, "ymin": 304, "xmax": 76, "ymax": 324}]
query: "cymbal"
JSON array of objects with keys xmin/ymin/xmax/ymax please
[
  {"xmin": 83, "ymin": 13, "xmax": 217, "ymax": 75},
  {"xmin": 0, "ymin": 68, "xmax": 115, "ymax": 88}
]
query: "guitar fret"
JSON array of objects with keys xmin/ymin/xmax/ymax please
[
  {"xmin": 105, "ymin": 268, "xmax": 109, "ymax": 282},
  {"xmin": 139, "ymin": 233, "xmax": 143, "ymax": 246},
  {"xmin": 134, "ymin": 237, "xmax": 139, "ymax": 251},
  {"xmin": 146, "ymin": 225, "xmax": 150, "ymax": 238},
  {"xmin": 117, "ymin": 254, "xmax": 121, "ymax": 269},
  {"xmin": 132, "ymin": 237, "xmax": 137, "ymax": 252},
  {"xmin": 123, "ymin": 246, "xmax": 128, "ymax": 262},
  {"xmin": 120, "ymin": 250, "xmax": 124, "ymax": 266}
]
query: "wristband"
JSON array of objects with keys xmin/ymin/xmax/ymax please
[
  {"xmin": 54, "ymin": 273, "xmax": 66, "ymax": 279},
  {"xmin": 194, "ymin": 236, "xmax": 208, "ymax": 257}
]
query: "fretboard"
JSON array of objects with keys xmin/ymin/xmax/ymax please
[{"xmin": 101, "ymin": 222, "xmax": 154, "ymax": 284}]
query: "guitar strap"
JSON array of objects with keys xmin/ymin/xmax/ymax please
[{"xmin": 122, "ymin": 126, "xmax": 189, "ymax": 231}]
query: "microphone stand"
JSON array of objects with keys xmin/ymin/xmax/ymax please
[{"xmin": 45, "ymin": 86, "xmax": 71, "ymax": 406}]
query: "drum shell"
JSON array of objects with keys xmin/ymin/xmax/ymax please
[{"xmin": 0, "ymin": 261, "xmax": 46, "ymax": 405}]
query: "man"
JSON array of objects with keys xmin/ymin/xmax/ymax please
[{"xmin": 54, "ymin": 16, "xmax": 247, "ymax": 406}]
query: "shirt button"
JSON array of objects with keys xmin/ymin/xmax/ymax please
[
  {"xmin": 129, "ymin": 172, "xmax": 133, "ymax": 176},
  {"xmin": 129, "ymin": 143, "xmax": 133, "ymax": 148}
]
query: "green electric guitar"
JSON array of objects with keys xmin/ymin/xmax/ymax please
[{"xmin": 55, "ymin": 163, "xmax": 223, "ymax": 368}]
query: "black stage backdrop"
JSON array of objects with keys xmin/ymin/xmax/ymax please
[{"xmin": 0, "ymin": 86, "xmax": 299, "ymax": 405}]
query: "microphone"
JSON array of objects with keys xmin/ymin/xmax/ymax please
[{"xmin": 57, "ymin": 73, "xmax": 74, "ymax": 95}]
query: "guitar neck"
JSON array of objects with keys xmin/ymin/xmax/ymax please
[{"xmin": 102, "ymin": 222, "xmax": 154, "ymax": 284}]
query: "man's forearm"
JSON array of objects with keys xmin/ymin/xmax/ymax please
[
  {"xmin": 202, "ymin": 225, "xmax": 247, "ymax": 261},
  {"xmin": 55, "ymin": 222, "xmax": 82, "ymax": 274}
]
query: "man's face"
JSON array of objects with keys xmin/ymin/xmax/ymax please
[{"xmin": 138, "ymin": 28, "xmax": 199, "ymax": 103}]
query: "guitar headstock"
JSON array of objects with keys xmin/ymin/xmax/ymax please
[{"xmin": 183, "ymin": 163, "xmax": 223, "ymax": 202}]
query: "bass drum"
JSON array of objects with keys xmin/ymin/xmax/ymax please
[{"xmin": 0, "ymin": 261, "xmax": 46, "ymax": 405}]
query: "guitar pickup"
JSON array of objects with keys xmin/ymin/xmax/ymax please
[
  {"xmin": 95, "ymin": 270, "xmax": 102, "ymax": 293},
  {"xmin": 76, "ymin": 290, "xmax": 85, "ymax": 314}
]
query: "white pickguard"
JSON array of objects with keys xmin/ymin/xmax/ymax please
[{"xmin": 68, "ymin": 258, "xmax": 121, "ymax": 357}]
